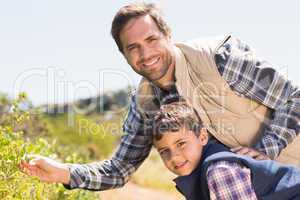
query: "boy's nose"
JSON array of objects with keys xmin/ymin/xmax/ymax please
[
  {"xmin": 170, "ymin": 149, "xmax": 182, "ymax": 162},
  {"xmin": 171, "ymin": 157, "xmax": 185, "ymax": 170}
]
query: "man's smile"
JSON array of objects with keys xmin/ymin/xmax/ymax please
[{"xmin": 142, "ymin": 56, "xmax": 160, "ymax": 69}]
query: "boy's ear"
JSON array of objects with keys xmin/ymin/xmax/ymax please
[{"xmin": 198, "ymin": 128, "xmax": 208, "ymax": 145}]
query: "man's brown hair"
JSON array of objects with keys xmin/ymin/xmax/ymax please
[
  {"xmin": 111, "ymin": 2, "xmax": 171, "ymax": 53},
  {"xmin": 153, "ymin": 101, "xmax": 203, "ymax": 141}
]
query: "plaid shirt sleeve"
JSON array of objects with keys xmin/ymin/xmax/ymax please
[
  {"xmin": 64, "ymin": 94, "xmax": 153, "ymax": 190},
  {"xmin": 207, "ymin": 160, "xmax": 257, "ymax": 200},
  {"xmin": 215, "ymin": 36, "xmax": 300, "ymax": 159}
]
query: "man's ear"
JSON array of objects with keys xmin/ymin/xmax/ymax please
[
  {"xmin": 167, "ymin": 34, "xmax": 171, "ymax": 40},
  {"xmin": 164, "ymin": 33, "xmax": 171, "ymax": 41},
  {"xmin": 198, "ymin": 128, "xmax": 208, "ymax": 145}
]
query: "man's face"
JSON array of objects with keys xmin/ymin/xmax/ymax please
[
  {"xmin": 153, "ymin": 128, "xmax": 208, "ymax": 176},
  {"xmin": 120, "ymin": 15, "xmax": 174, "ymax": 83}
]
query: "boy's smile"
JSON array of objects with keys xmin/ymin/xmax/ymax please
[{"xmin": 153, "ymin": 128, "xmax": 208, "ymax": 176}]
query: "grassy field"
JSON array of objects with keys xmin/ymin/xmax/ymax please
[
  {"xmin": 132, "ymin": 149, "xmax": 178, "ymax": 192},
  {"xmin": 41, "ymin": 113, "xmax": 121, "ymax": 161}
]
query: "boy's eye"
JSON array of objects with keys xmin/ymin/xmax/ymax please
[
  {"xmin": 177, "ymin": 141, "xmax": 186, "ymax": 148},
  {"xmin": 160, "ymin": 150, "xmax": 167, "ymax": 156},
  {"xmin": 160, "ymin": 149, "xmax": 171, "ymax": 159}
]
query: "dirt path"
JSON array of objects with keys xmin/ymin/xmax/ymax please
[{"xmin": 99, "ymin": 181, "xmax": 183, "ymax": 200}]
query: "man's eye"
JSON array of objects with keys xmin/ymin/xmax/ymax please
[
  {"xmin": 128, "ymin": 46, "xmax": 136, "ymax": 51},
  {"xmin": 149, "ymin": 38, "xmax": 157, "ymax": 43}
]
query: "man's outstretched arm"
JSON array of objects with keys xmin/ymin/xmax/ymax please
[
  {"xmin": 215, "ymin": 35, "xmax": 300, "ymax": 159},
  {"xmin": 21, "ymin": 94, "xmax": 153, "ymax": 191}
]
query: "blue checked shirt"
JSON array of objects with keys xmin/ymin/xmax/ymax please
[
  {"xmin": 207, "ymin": 160, "xmax": 257, "ymax": 200},
  {"xmin": 64, "ymin": 36, "xmax": 300, "ymax": 190}
]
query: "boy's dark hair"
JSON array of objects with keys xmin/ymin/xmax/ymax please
[
  {"xmin": 153, "ymin": 101, "xmax": 203, "ymax": 141},
  {"xmin": 111, "ymin": 2, "xmax": 171, "ymax": 53}
]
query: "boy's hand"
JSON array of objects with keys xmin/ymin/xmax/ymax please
[
  {"xmin": 19, "ymin": 155, "xmax": 71, "ymax": 185},
  {"xmin": 231, "ymin": 146, "xmax": 271, "ymax": 160}
]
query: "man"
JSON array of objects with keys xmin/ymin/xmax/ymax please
[{"xmin": 20, "ymin": 2, "xmax": 299, "ymax": 191}]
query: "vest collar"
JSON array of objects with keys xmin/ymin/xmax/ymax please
[{"xmin": 173, "ymin": 44, "xmax": 189, "ymax": 98}]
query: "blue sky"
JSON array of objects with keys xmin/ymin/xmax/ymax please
[{"xmin": 0, "ymin": 0, "xmax": 299, "ymax": 105}]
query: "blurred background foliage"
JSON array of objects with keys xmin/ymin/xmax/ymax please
[{"xmin": 0, "ymin": 89, "xmax": 178, "ymax": 200}]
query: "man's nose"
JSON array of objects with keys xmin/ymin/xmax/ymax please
[{"xmin": 140, "ymin": 45, "xmax": 152, "ymax": 61}]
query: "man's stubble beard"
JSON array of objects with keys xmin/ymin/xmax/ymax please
[{"xmin": 146, "ymin": 51, "xmax": 173, "ymax": 85}]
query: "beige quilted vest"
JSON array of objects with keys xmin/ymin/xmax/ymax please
[{"xmin": 136, "ymin": 35, "xmax": 300, "ymax": 166}]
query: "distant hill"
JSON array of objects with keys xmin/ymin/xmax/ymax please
[{"xmin": 41, "ymin": 87, "xmax": 132, "ymax": 116}]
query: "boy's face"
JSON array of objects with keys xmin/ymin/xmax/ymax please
[{"xmin": 153, "ymin": 128, "xmax": 208, "ymax": 176}]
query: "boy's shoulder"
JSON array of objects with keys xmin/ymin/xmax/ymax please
[{"xmin": 206, "ymin": 160, "xmax": 250, "ymax": 178}]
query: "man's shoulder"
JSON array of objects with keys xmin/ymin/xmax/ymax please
[{"xmin": 175, "ymin": 34, "xmax": 232, "ymax": 54}]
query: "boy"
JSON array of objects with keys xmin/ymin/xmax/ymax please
[{"xmin": 153, "ymin": 101, "xmax": 300, "ymax": 200}]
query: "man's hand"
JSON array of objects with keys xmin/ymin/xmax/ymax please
[
  {"xmin": 231, "ymin": 146, "xmax": 271, "ymax": 160},
  {"xmin": 19, "ymin": 155, "xmax": 71, "ymax": 185}
]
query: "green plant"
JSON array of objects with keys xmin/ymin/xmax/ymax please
[{"xmin": 0, "ymin": 93, "xmax": 99, "ymax": 200}]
